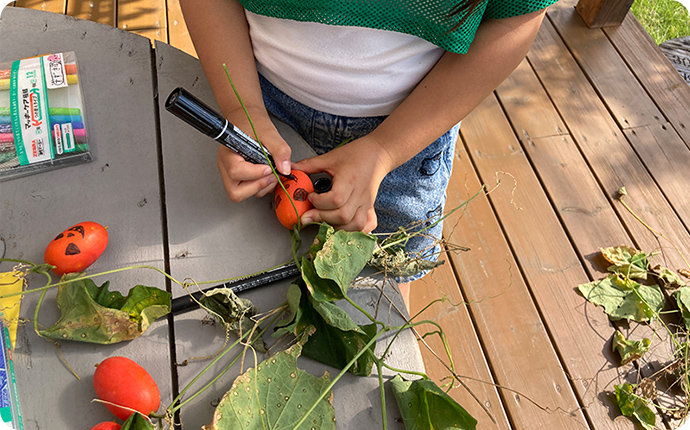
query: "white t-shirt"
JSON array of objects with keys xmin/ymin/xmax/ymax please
[{"xmin": 245, "ymin": 11, "xmax": 445, "ymax": 117}]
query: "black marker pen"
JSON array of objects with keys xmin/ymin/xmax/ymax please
[
  {"xmin": 165, "ymin": 87, "xmax": 332, "ymax": 191},
  {"xmin": 165, "ymin": 87, "xmax": 286, "ymax": 173}
]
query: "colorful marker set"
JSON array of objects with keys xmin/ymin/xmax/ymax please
[{"xmin": 0, "ymin": 51, "xmax": 91, "ymax": 181}]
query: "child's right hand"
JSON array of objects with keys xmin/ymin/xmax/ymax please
[{"xmin": 216, "ymin": 123, "xmax": 292, "ymax": 202}]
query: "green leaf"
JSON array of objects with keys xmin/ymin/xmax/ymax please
[
  {"xmin": 120, "ymin": 412, "xmax": 154, "ymax": 430},
  {"xmin": 203, "ymin": 343, "xmax": 336, "ymax": 430},
  {"xmin": 302, "ymin": 257, "xmax": 344, "ymax": 302},
  {"xmin": 390, "ymin": 374, "xmax": 477, "ymax": 430},
  {"xmin": 313, "ymin": 230, "xmax": 376, "ymax": 296},
  {"xmin": 578, "ymin": 274, "xmax": 664, "ymax": 322},
  {"xmin": 614, "ymin": 383, "xmax": 656, "ymax": 430},
  {"xmin": 274, "ymin": 281, "xmax": 304, "ymax": 335},
  {"xmin": 273, "ymin": 280, "xmax": 376, "ymax": 376},
  {"xmin": 310, "ymin": 299, "xmax": 366, "ymax": 335},
  {"xmin": 674, "ymin": 287, "xmax": 690, "ymax": 330},
  {"xmin": 612, "ymin": 330, "xmax": 650, "ymax": 365},
  {"xmin": 199, "ymin": 287, "xmax": 267, "ymax": 353},
  {"xmin": 601, "ymin": 246, "xmax": 649, "ymax": 280},
  {"xmin": 38, "ymin": 273, "xmax": 171, "ymax": 344}
]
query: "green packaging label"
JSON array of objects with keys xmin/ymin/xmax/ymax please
[{"xmin": 10, "ymin": 56, "xmax": 54, "ymax": 166}]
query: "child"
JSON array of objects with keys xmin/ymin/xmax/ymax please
[{"xmin": 180, "ymin": 0, "xmax": 558, "ymax": 301}]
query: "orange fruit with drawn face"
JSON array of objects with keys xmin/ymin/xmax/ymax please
[
  {"xmin": 44, "ymin": 221, "xmax": 108, "ymax": 275},
  {"xmin": 274, "ymin": 170, "xmax": 314, "ymax": 229}
]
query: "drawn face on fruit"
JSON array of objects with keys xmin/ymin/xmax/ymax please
[
  {"xmin": 52, "ymin": 225, "xmax": 86, "ymax": 256},
  {"xmin": 44, "ymin": 221, "xmax": 109, "ymax": 276},
  {"xmin": 274, "ymin": 171, "xmax": 314, "ymax": 229}
]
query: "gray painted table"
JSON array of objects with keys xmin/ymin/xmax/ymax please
[{"xmin": 0, "ymin": 7, "xmax": 423, "ymax": 429}]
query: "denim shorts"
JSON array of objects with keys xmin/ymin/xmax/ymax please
[{"xmin": 260, "ymin": 74, "xmax": 459, "ymax": 282}]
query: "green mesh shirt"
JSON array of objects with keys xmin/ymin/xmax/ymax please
[{"xmin": 238, "ymin": 0, "xmax": 558, "ymax": 54}]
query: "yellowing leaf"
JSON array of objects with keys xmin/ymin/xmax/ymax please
[
  {"xmin": 601, "ymin": 246, "xmax": 649, "ymax": 280},
  {"xmin": 578, "ymin": 274, "xmax": 664, "ymax": 322},
  {"xmin": 0, "ymin": 271, "xmax": 24, "ymax": 350},
  {"xmin": 614, "ymin": 383, "xmax": 656, "ymax": 430},
  {"xmin": 612, "ymin": 330, "xmax": 650, "ymax": 365}
]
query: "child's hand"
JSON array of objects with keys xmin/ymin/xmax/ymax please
[
  {"xmin": 216, "ymin": 124, "xmax": 292, "ymax": 202},
  {"xmin": 293, "ymin": 136, "xmax": 394, "ymax": 233}
]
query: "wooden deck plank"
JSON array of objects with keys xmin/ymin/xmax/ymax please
[
  {"xmin": 166, "ymin": 0, "xmax": 196, "ymax": 57},
  {"xmin": 497, "ymin": 29, "xmax": 681, "ymax": 429},
  {"xmin": 529, "ymin": 18, "xmax": 690, "ymax": 271},
  {"xmin": 604, "ymin": 12, "xmax": 690, "ymax": 146},
  {"xmin": 65, "ymin": 0, "xmax": 115, "ymax": 26},
  {"xmin": 462, "ymin": 90, "xmax": 636, "ymax": 429},
  {"xmin": 410, "ymin": 257, "xmax": 512, "ymax": 429},
  {"xmin": 12, "ymin": 0, "xmax": 63, "ymax": 14},
  {"xmin": 117, "ymin": 0, "xmax": 166, "ymax": 42},
  {"xmin": 625, "ymin": 123, "xmax": 690, "ymax": 231},
  {"xmin": 547, "ymin": 3, "xmax": 665, "ymax": 130},
  {"xmin": 494, "ymin": 59, "xmax": 569, "ymax": 141},
  {"xmin": 445, "ymin": 117, "xmax": 589, "ymax": 428}
]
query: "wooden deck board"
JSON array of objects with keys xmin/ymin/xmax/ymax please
[
  {"xmin": 7, "ymin": 1, "xmax": 690, "ymax": 429},
  {"xmin": 410, "ymin": 260, "xmax": 512, "ymax": 429},
  {"xmin": 445, "ymin": 124, "xmax": 590, "ymax": 428}
]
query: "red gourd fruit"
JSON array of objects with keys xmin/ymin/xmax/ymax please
[
  {"xmin": 44, "ymin": 221, "xmax": 108, "ymax": 275},
  {"xmin": 274, "ymin": 170, "xmax": 314, "ymax": 229},
  {"xmin": 89, "ymin": 422, "xmax": 121, "ymax": 430},
  {"xmin": 93, "ymin": 356, "xmax": 160, "ymax": 421}
]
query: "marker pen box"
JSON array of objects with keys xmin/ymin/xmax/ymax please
[{"xmin": 0, "ymin": 51, "xmax": 91, "ymax": 182}]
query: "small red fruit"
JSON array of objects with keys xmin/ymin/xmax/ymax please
[
  {"xmin": 93, "ymin": 356, "xmax": 160, "ymax": 421},
  {"xmin": 274, "ymin": 170, "xmax": 314, "ymax": 229},
  {"xmin": 89, "ymin": 422, "xmax": 121, "ymax": 430},
  {"xmin": 44, "ymin": 221, "xmax": 108, "ymax": 275}
]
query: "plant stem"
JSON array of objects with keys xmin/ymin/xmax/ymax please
[
  {"xmin": 32, "ymin": 270, "xmax": 52, "ymax": 335},
  {"xmin": 167, "ymin": 309, "xmax": 285, "ymax": 414},
  {"xmin": 382, "ymin": 362, "xmax": 428, "ymax": 379},
  {"xmin": 168, "ymin": 331, "xmax": 250, "ymax": 413},
  {"xmin": 343, "ymin": 294, "xmax": 382, "ymax": 327},
  {"xmin": 222, "ymin": 64, "xmax": 303, "ymax": 231},
  {"xmin": 378, "ymin": 186, "xmax": 484, "ymax": 252},
  {"xmin": 376, "ymin": 360, "xmax": 388, "ymax": 430}
]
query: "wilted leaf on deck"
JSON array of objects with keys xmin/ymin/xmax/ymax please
[
  {"xmin": 203, "ymin": 343, "xmax": 336, "ymax": 430},
  {"xmin": 199, "ymin": 287, "xmax": 266, "ymax": 353},
  {"xmin": 612, "ymin": 330, "xmax": 650, "ymax": 365},
  {"xmin": 390, "ymin": 374, "xmax": 477, "ymax": 430},
  {"xmin": 601, "ymin": 246, "xmax": 649, "ymax": 280},
  {"xmin": 654, "ymin": 267, "xmax": 687, "ymax": 290},
  {"xmin": 578, "ymin": 274, "xmax": 663, "ymax": 322},
  {"xmin": 614, "ymin": 383, "xmax": 656, "ymax": 430},
  {"xmin": 38, "ymin": 273, "xmax": 170, "ymax": 344}
]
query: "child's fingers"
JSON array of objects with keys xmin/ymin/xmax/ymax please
[{"xmin": 302, "ymin": 205, "xmax": 377, "ymax": 233}]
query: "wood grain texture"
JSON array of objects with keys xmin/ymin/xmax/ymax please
[
  {"xmin": 575, "ymin": 0, "xmax": 634, "ymax": 28},
  {"xmin": 12, "ymin": 0, "xmax": 64, "ymax": 14},
  {"xmin": 410, "ymin": 259, "xmax": 511, "ymax": 429}
]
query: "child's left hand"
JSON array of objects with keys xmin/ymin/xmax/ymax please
[{"xmin": 292, "ymin": 136, "xmax": 394, "ymax": 233}]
